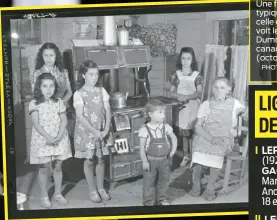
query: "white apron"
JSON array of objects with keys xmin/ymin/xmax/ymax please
[{"xmin": 176, "ymin": 71, "xmax": 200, "ymax": 130}]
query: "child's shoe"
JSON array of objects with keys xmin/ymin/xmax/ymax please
[
  {"xmin": 98, "ymin": 189, "xmax": 111, "ymax": 201},
  {"xmin": 40, "ymin": 196, "xmax": 52, "ymax": 209},
  {"xmin": 202, "ymin": 189, "xmax": 216, "ymax": 201},
  {"xmin": 53, "ymin": 193, "xmax": 68, "ymax": 205},
  {"xmin": 159, "ymin": 200, "xmax": 170, "ymax": 205},
  {"xmin": 89, "ymin": 191, "xmax": 102, "ymax": 203}
]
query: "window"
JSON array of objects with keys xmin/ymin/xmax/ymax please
[
  {"xmin": 11, "ymin": 19, "xmax": 42, "ymax": 46},
  {"xmin": 218, "ymin": 18, "xmax": 249, "ymax": 46}
]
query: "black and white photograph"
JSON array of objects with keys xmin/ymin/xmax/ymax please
[{"xmin": 1, "ymin": 2, "xmax": 249, "ymax": 218}]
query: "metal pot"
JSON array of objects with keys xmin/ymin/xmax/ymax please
[
  {"xmin": 110, "ymin": 92, "xmax": 128, "ymax": 109},
  {"xmin": 118, "ymin": 27, "xmax": 129, "ymax": 46}
]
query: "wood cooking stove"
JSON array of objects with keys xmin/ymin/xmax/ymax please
[{"xmin": 107, "ymin": 97, "xmax": 180, "ymax": 190}]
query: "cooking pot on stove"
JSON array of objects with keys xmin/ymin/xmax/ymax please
[{"xmin": 110, "ymin": 92, "xmax": 128, "ymax": 109}]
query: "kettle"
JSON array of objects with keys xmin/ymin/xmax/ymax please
[{"xmin": 110, "ymin": 92, "xmax": 129, "ymax": 109}]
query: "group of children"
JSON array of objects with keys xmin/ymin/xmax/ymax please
[
  {"xmin": 27, "ymin": 43, "xmax": 248, "ymax": 208},
  {"xmin": 28, "ymin": 43, "xmax": 111, "ymax": 208}
]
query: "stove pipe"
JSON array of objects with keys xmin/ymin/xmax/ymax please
[
  {"xmin": 102, "ymin": 16, "xmax": 119, "ymax": 94},
  {"xmin": 103, "ymin": 16, "xmax": 117, "ymax": 46}
]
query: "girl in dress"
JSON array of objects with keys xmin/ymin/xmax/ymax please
[
  {"xmin": 29, "ymin": 72, "xmax": 72, "ymax": 208},
  {"xmin": 168, "ymin": 47, "xmax": 203, "ymax": 167},
  {"xmin": 24, "ymin": 43, "xmax": 73, "ymax": 196},
  {"xmin": 189, "ymin": 77, "xmax": 248, "ymax": 201},
  {"xmin": 29, "ymin": 42, "xmax": 72, "ymax": 104},
  {"xmin": 73, "ymin": 60, "xmax": 112, "ymax": 203}
]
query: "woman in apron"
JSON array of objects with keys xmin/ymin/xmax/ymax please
[
  {"xmin": 168, "ymin": 47, "xmax": 203, "ymax": 167},
  {"xmin": 189, "ymin": 77, "xmax": 248, "ymax": 201}
]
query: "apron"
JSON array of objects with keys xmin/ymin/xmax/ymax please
[
  {"xmin": 176, "ymin": 71, "xmax": 200, "ymax": 130},
  {"xmin": 192, "ymin": 97, "xmax": 234, "ymax": 159},
  {"xmin": 145, "ymin": 124, "xmax": 171, "ymax": 158},
  {"xmin": 74, "ymin": 87, "xmax": 109, "ymax": 158}
]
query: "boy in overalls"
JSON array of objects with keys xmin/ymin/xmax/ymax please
[{"xmin": 139, "ymin": 99, "xmax": 177, "ymax": 206}]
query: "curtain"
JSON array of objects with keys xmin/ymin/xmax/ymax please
[
  {"xmin": 201, "ymin": 44, "xmax": 228, "ymax": 102},
  {"xmin": 230, "ymin": 45, "xmax": 248, "ymax": 104},
  {"xmin": 229, "ymin": 45, "xmax": 248, "ymax": 136}
]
